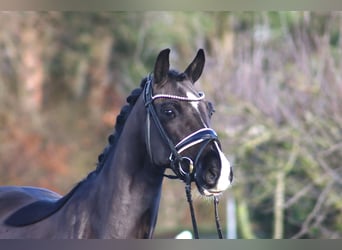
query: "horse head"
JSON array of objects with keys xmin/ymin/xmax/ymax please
[{"xmin": 145, "ymin": 48, "xmax": 233, "ymax": 196}]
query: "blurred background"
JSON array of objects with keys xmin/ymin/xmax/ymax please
[{"xmin": 0, "ymin": 11, "xmax": 341, "ymax": 238}]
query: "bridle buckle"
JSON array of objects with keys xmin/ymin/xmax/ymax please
[{"xmin": 178, "ymin": 157, "xmax": 194, "ymax": 176}]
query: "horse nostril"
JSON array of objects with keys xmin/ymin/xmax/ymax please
[
  {"xmin": 205, "ymin": 168, "xmax": 218, "ymax": 186},
  {"xmin": 229, "ymin": 166, "xmax": 233, "ymax": 183}
]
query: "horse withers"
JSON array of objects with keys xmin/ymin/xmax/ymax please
[{"xmin": 0, "ymin": 49, "xmax": 233, "ymax": 238}]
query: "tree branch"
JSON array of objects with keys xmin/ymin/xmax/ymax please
[{"xmin": 291, "ymin": 180, "xmax": 334, "ymax": 238}]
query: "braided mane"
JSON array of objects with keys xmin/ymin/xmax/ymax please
[
  {"xmin": 95, "ymin": 70, "xmax": 185, "ymax": 173},
  {"xmin": 94, "ymin": 77, "xmax": 148, "ymax": 174}
]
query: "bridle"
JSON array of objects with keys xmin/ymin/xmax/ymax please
[{"xmin": 143, "ymin": 74, "xmax": 224, "ymax": 239}]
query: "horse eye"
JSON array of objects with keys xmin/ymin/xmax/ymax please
[
  {"xmin": 162, "ymin": 108, "xmax": 175, "ymax": 118},
  {"xmin": 161, "ymin": 104, "xmax": 177, "ymax": 119}
]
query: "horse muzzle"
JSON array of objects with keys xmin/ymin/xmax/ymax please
[
  {"xmin": 194, "ymin": 141, "xmax": 233, "ymax": 196},
  {"xmin": 169, "ymin": 128, "xmax": 233, "ymax": 196}
]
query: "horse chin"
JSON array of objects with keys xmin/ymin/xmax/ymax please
[
  {"xmin": 198, "ymin": 186, "xmax": 223, "ymax": 197},
  {"xmin": 195, "ymin": 182, "xmax": 226, "ymax": 197}
]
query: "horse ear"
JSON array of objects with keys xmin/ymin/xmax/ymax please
[
  {"xmin": 153, "ymin": 48, "xmax": 170, "ymax": 85},
  {"xmin": 184, "ymin": 49, "xmax": 205, "ymax": 84}
]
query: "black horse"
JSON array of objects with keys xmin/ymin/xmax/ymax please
[{"xmin": 0, "ymin": 49, "xmax": 233, "ymax": 238}]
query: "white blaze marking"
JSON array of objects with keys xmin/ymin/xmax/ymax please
[
  {"xmin": 186, "ymin": 90, "xmax": 200, "ymax": 110},
  {"xmin": 202, "ymin": 142, "xmax": 232, "ymax": 196},
  {"xmin": 215, "ymin": 142, "xmax": 232, "ymax": 191},
  {"xmin": 186, "ymin": 90, "xmax": 207, "ymax": 127},
  {"xmin": 185, "ymin": 90, "xmax": 232, "ymax": 195}
]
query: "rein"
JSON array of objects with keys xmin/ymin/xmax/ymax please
[{"xmin": 143, "ymin": 75, "xmax": 224, "ymax": 239}]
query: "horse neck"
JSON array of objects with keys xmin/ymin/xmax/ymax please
[{"xmin": 85, "ymin": 96, "xmax": 164, "ymax": 238}]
